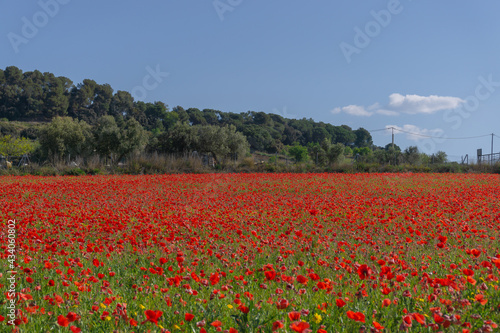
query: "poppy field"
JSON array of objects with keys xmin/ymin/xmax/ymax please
[{"xmin": 1, "ymin": 173, "xmax": 500, "ymax": 332}]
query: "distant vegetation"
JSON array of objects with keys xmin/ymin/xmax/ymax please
[{"xmin": 2, "ymin": 66, "xmax": 498, "ymax": 175}]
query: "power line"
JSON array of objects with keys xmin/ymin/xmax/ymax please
[
  {"xmin": 367, "ymin": 128, "xmax": 389, "ymax": 133},
  {"xmin": 369, "ymin": 127, "xmax": 495, "ymax": 141}
]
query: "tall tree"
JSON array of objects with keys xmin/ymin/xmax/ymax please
[
  {"xmin": 354, "ymin": 127, "xmax": 373, "ymax": 148},
  {"xmin": 92, "ymin": 116, "xmax": 121, "ymax": 159},
  {"xmin": 38, "ymin": 117, "xmax": 93, "ymax": 160}
]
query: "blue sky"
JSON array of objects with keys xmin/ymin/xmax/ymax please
[{"xmin": 1, "ymin": 0, "xmax": 500, "ymax": 161}]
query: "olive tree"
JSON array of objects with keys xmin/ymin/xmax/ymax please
[{"xmin": 38, "ymin": 117, "xmax": 92, "ymax": 160}]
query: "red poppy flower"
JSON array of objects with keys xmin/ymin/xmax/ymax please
[
  {"xmin": 276, "ymin": 299, "xmax": 289, "ymax": 309},
  {"xmin": 144, "ymin": 310, "xmax": 163, "ymax": 325},
  {"xmin": 296, "ymin": 275, "xmax": 308, "ymax": 285},
  {"xmin": 475, "ymin": 294, "xmax": 487, "ymax": 305},
  {"xmin": 346, "ymin": 311, "xmax": 365, "ymax": 323},
  {"xmin": 265, "ymin": 270, "xmax": 277, "ymax": 281},
  {"xmin": 288, "ymin": 311, "xmax": 301, "ymax": 321},
  {"xmin": 290, "ymin": 321, "xmax": 310, "ymax": 333},
  {"xmin": 412, "ymin": 313, "xmax": 426, "ymax": 325},
  {"xmin": 357, "ymin": 265, "xmax": 373, "ymax": 280},
  {"xmin": 402, "ymin": 315, "xmax": 412, "ymax": 328},
  {"xmin": 272, "ymin": 321, "xmax": 284, "ymax": 331},
  {"xmin": 66, "ymin": 312, "xmax": 80, "ymax": 322},
  {"xmin": 336, "ymin": 299, "xmax": 346, "ymax": 308},
  {"xmin": 57, "ymin": 315, "xmax": 69, "ymax": 327}
]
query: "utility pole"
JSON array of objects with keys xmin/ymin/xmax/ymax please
[
  {"xmin": 391, "ymin": 127, "xmax": 395, "ymax": 165},
  {"xmin": 392, "ymin": 127, "xmax": 395, "ymax": 149},
  {"xmin": 492, "ymin": 133, "xmax": 495, "ymax": 165}
]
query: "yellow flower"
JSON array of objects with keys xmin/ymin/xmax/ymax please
[
  {"xmin": 313, "ymin": 313, "xmax": 322, "ymax": 323},
  {"xmin": 106, "ymin": 316, "xmax": 111, "ymax": 321},
  {"xmin": 159, "ymin": 325, "xmax": 164, "ymax": 329},
  {"xmin": 100, "ymin": 303, "xmax": 106, "ymax": 309},
  {"xmin": 227, "ymin": 304, "xmax": 233, "ymax": 309},
  {"xmin": 139, "ymin": 304, "xmax": 146, "ymax": 309},
  {"xmin": 174, "ymin": 325, "xmax": 181, "ymax": 330}
]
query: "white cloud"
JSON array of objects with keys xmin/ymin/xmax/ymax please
[
  {"xmin": 331, "ymin": 105, "xmax": 372, "ymax": 117},
  {"xmin": 387, "ymin": 93, "xmax": 465, "ymax": 114},
  {"xmin": 332, "ymin": 93, "xmax": 464, "ymax": 117},
  {"xmin": 386, "ymin": 124, "xmax": 444, "ymax": 142}
]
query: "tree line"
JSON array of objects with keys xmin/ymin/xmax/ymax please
[
  {"xmin": 3, "ymin": 66, "xmax": 451, "ymax": 169},
  {"xmin": 0, "ymin": 66, "xmax": 375, "ymax": 161}
]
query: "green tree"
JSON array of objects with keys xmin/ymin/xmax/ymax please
[
  {"xmin": 354, "ymin": 128, "xmax": 373, "ymax": 148},
  {"xmin": 288, "ymin": 143, "xmax": 309, "ymax": 163},
  {"xmin": 109, "ymin": 90, "xmax": 134, "ymax": 119},
  {"xmin": 38, "ymin": 117, "xmax": 92, "ymax": 160},
  {"xmin": 333, "ymin": 125, "xmax": 356, "ymax": 146},
  {"xmin": 187, "ymin": 108, "xmax": 207, "ymax": 125},
  {"xmin": 194, "ymin": 125, "xmax": 229, "ymax": 164},
  {"xmin": 225, "ymin": 125, "xmax": 250, "ymax": 159},
  {"xmin": 156, "ymin": 122, "xmax": 196, "ymax": 154},
  {"xmin": 404, "ymin": 146, "xmax": 420, "ymax": 165},
  {"xmin": 322, "ymin": 139, "xmax": 344, "ymax": 165},
  {"xmin": 312, "ymin": 127, "xmax": 330, "ymax": 144},
  {"xmin": 0, "ymin": 66, "xmax": 23, "ymax": 120},
  {"xmin": 43, "ymin": 73, "xmax": 73, "ymax": 118},
  {"xmin": 92, "ymin": 116, "xmax": 121, "ymax": 159},
  {"xmin": 308, "ymin": 142, "xmax": 323, "ymax": 165},
  {"xmin": 431, "ymin": 151, "xmax": 447, "ymax": 164},
  {"xmin": 0, "ymin": 135, "xmax": 37, "ymax": 159},
  {"xmin": 115, "ymin": 118, "xmax": 148, "ymax": 162},
  {"xmin": 384, "ymin": 143, "xmax": 401, "ymax": 151},
  {"xmin": 344, "ymin": 146, "xmax": 353, "ymax": 156},
  {"xmin": 353, "ymin": 147, "xmax": 372, "ymax": 156},
  {"xmin": 68, "ymin": 80, "xmax": 113, "ymax": 124},
  {"xmin": 172, "ymin": 106, "xmax": 189, "ymax": 123}
]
